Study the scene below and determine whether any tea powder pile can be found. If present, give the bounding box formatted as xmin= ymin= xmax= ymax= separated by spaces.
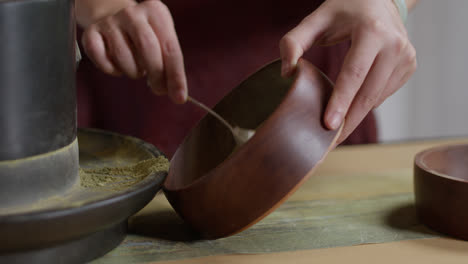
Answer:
xmin=79 ymin=156 xmax=169 ymax=191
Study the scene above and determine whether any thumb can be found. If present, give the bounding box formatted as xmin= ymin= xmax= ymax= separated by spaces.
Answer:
xmin=279 ymin=7 xmax=332 ymax=77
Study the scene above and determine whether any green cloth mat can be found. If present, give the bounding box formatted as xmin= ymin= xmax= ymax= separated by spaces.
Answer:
xmin=92 ymin=168 xmax=438 ymax=263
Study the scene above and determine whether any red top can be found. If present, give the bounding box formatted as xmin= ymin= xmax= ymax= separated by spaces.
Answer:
xmin=77 ymin=0 xmax=377 ymax=158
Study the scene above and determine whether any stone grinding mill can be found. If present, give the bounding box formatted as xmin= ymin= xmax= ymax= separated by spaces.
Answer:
xmin=0 ymin=0 xmax=168 ymax=262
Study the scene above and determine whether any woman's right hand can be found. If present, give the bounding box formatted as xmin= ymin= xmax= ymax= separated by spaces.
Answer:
xmin=80 ymin=0 xmax=187 ymax=104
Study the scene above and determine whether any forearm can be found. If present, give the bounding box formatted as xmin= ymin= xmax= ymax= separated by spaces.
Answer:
xmin=76 ymin=0 xmax=137 ymax=28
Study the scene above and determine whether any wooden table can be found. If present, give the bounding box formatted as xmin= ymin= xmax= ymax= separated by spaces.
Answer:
xmin=93 ymin=137 xmax=468 ymax=264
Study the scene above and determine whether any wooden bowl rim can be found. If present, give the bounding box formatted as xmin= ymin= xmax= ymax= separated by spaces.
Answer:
xmin=165 ymin=59 xmax=343 ymax=192
xmin=414 ymin=143 xmax=468 ymax=183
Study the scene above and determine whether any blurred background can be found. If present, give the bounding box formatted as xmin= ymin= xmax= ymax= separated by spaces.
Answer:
xmin=376 ymin=0 xmax=468 ymax=143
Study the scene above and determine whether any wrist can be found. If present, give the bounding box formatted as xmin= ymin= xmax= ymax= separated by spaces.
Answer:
xmin=76 ymin=0 xmax=137 ymax=28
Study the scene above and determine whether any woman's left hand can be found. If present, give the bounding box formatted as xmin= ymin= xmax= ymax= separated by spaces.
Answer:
xmin=280 ymin=0 xmax=417 ymax=143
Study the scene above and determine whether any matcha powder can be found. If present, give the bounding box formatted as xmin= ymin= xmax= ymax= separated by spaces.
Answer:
xmin=79 ymin=156 xmax=169 ymax=191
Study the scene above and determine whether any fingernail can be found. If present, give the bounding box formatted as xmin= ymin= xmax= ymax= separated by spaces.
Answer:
xmin=174 ymin=89 xmax=187 ymax=104
xmin=327 ymin=111 xmax=343 ymax=130
xmin=179 ymin=89 xmax=188 ymax=103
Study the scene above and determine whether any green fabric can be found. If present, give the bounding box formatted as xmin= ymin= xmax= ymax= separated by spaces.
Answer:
xmin=92 ymin=169 xmax=438 ymax=264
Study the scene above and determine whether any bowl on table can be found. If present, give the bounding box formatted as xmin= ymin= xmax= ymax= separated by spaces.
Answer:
xmin=163 ymin=59 xmax=342 ymax=239
xmin=414 ymin=144 xmax=468 ymax=240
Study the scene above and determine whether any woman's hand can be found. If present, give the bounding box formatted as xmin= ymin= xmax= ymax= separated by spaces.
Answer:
xmin=80 ymin=0 xmax=187 ymax=103
xmin=280 ymin=0 xmax=417 ymax=143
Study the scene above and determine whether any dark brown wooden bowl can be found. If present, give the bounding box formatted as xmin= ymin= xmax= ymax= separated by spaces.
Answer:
xmin=163 ymin=59 xmax=342 ymax=238
xmin=414 ymin=144 xmax=468 ymax=240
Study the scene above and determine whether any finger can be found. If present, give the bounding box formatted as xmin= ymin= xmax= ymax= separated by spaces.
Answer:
xmin=127 ymin=36 xmax=147 ymax=78
xmin=101 ymin=23 xmax=140 ymax=79
xmin=375 ymin=48 xmax=417 ymax=107
xmin=315 ymin=24 xmax=351 ymax=47
xmin=337 ymin=51 xmax=395 ymax=143
xmin=279 ymin=6 xmax=333 ymax=77
xmin=81 ymin=27 xmax=121 ymax=76
xmin=122 ymin=14 xmax=165 ymax=94
xmin=373 ymin=67 xmax=408 ymax=108
xmin=324 ymin=30 xmax=382 ymax=130
xmin=122 ymin=33 xmax=147 ymax=79
xmin=147 ymin=1 xmax=187 ymax=104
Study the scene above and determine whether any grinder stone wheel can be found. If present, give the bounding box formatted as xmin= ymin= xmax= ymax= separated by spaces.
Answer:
xmin=0 ymin=128 xmax=167 ymax=264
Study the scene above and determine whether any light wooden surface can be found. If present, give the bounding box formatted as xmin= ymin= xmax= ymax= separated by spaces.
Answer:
xmin=93 ymin=137 xmax=468 ymax=263
xmin=155 ymin=237 xmax=468 ymax=264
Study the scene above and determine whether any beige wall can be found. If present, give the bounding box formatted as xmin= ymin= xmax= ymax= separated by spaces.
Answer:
xmin=376 ymin=0 xmax=468 ymax=142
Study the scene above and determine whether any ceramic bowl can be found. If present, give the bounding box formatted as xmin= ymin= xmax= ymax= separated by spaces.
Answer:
xmin=414 ymin=144 xmax=468 ymax=240
xmin=164 ymin=59 xmax=342 ymax=238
